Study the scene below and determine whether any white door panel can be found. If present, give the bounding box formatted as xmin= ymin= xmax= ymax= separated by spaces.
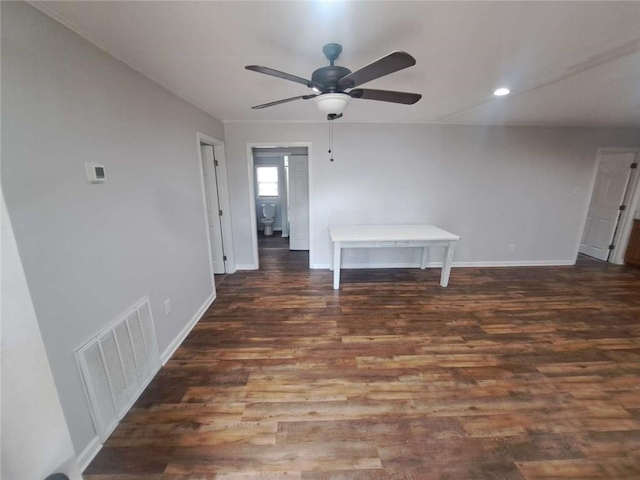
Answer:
xmin=201 ymin=145 xmax=225 ymax=274
xmin=581 ymin=217 xmax=591 ymax=245
xmin=580 ymin=153 xmax=634 ymax=261
xmin=288 ymin=155 xmax=310 ymax=251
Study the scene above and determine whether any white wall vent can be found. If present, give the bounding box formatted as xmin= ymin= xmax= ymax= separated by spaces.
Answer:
xmin=76 ymin=297 xmax=160 ymax=440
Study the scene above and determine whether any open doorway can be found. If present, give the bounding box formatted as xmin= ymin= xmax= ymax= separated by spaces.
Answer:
xmin=579 ymin=149 xmax=640 ymax=264
xmin=248 ymin=144 xmax=311 ymax=270
xmin=197 ymin=133 xmax=235 ymax=290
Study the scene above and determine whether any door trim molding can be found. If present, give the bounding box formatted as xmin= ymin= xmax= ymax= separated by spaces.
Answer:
xmin=611 ymin=150 xmax=640 ymax=264
xmin=197 ymin=133 xmax=236 ymax=281
xmin=246 ymin=142 xmax=313 ymax=269
xmin=575 ymin=147 xmax=640 ymax=264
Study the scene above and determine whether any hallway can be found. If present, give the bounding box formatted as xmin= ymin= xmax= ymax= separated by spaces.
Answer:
xmin=85 ymin=251 xmax=640 ymax=479
xmin=256 ymin=232 xmax=310 ymax=272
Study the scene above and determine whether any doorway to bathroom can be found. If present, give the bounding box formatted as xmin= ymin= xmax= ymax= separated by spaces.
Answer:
xmin=249 ymin=145 xmax=310 ymax=270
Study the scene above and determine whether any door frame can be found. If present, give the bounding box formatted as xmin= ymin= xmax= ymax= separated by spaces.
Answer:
xmin=575 ymin=148 xmax=640 ymax=264
xmin=611 ymin=150 xmax=640 ymax=264
xmin=197 ymin=133 xmax=236 ymax=282
xmin=246 ymin=142 xmax=313 ymax=270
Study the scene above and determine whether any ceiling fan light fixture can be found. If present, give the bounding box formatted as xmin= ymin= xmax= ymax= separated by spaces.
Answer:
xmin=314 ymin=93 xmax=351 ymax=116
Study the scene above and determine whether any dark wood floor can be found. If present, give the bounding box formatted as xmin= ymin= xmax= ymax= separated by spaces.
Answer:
xmin=85 ymin=240 xmax=640 ymax=479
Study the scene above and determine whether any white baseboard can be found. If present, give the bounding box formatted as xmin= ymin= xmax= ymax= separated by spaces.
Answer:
xmin=160 ymin=291 xmax=215 ymax=365
xmin=236 ymin=263 xmax=259 ymax=270
xmin=454 ymin=260 xmax=575 ymax=267
xmin=77 ymin=435 xmax=101 ymax=472
xmin=311 ymin=260 xmax=575 ymax=270
xmin=311 ymin=262 xmax=426 ymax=270
xmin=345 ymin=262 xmax=424 ymax=269
xmin=311 ymin=263 xmax=329 ymax=270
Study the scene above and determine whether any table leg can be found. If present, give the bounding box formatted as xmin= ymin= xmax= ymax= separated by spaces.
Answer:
xmin=329 ymin=239 xmax=333 ymax=272
xmin=420 ymin=246 xmax=430 ymax=269
xmin=440 ymin=242 xmax=456 ymax=287
xmin=333 ymin=241 xmax=341 ymax=290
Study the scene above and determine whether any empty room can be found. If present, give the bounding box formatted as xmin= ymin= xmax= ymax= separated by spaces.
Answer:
xmin=3 ymin=1 xmax=640 ymax=479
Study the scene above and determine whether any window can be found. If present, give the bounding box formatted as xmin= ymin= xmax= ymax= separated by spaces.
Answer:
xmin=257 ymin=166 xmax=279 ymax=197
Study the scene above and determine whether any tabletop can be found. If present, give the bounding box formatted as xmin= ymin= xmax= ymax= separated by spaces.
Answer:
xmin=329 ymin=224 xmax=461 ymax=242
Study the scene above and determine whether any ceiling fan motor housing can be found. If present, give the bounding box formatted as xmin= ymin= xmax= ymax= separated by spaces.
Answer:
xmin=312 ymin=66 xmax=352 ymax=93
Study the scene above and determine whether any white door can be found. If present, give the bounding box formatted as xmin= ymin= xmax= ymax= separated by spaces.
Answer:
xmin=580 ymin=152 xmax=635 ymax=261
xmin=201 ymin=145 xmax=225 ymax=274
xmin=288 ymin=155 xmax=310 ymax=251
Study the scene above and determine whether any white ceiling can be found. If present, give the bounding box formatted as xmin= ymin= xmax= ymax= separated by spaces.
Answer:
xmin=35 ymin=1 xmax=640 ymax=126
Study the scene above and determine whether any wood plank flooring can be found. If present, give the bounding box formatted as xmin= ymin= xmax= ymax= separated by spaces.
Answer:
xmin=85 ymin=236 xmax=640 ymax=479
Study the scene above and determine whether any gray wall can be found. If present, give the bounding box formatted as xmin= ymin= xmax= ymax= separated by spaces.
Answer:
xmin=2 ymin=1 xmax=224 ymax=455
xmin=224 ymin=122 xmax=640 ymax=268
xmin=2 ymin=194 xmax=82 ymax=480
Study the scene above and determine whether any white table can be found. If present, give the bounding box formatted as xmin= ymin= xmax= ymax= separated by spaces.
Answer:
xmin=329 ymin=224 xmax=461 ymax=290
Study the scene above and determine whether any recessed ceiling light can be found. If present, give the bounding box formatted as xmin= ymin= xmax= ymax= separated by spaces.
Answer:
xmin=494 ymin=88 xmax=511 ymax=97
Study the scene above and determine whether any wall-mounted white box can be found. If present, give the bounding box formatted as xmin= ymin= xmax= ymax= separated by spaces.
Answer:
xmin=85 ymin=162 xmax=106 ymax=184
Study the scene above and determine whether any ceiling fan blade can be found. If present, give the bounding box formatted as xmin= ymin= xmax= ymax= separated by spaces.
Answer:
xmin=349 ymin=88 xmax=422 ymax=105
xmin=246 ymin=65 xmax=323 ymax=89
xmin=338 ymin=51 xmax=416 ymax=89
xmin=251 ymin=94 xmax=316 ymax=110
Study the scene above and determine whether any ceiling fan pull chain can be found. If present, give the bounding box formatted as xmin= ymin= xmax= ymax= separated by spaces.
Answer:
xmin=329 ymin=120 xmax=334 ymax=162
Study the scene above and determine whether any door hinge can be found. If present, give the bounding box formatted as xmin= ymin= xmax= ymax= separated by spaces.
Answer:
xmin=214 ymin=160 xmax=219 ymax=167
xmin=608 ymin=244 xmax=615 ymax=250
xmin=223 ymin=255 xmax=227 ymax=261
xmin=620 ymin=205 xmax=627 ymax=211
xmin=219 ymin=209 xmax=223 ymax=216
xmin=631 ymin=163 xmax=638 ymax=169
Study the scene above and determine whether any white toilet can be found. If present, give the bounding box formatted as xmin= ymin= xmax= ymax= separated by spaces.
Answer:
xmin=260 ymin=203 xmax=277 ymax=235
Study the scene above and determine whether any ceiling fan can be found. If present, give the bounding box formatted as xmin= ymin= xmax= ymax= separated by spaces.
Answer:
xmin=246 ymin=43 xmax=422 ymax=120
